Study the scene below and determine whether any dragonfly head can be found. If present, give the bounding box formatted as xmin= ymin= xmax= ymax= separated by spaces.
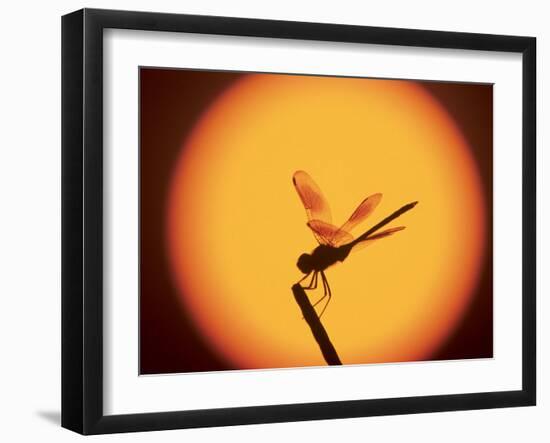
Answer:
xmin=297 ymin=253 xmax=314 ymax=274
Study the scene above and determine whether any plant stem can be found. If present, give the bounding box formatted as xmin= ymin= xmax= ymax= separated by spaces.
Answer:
xmin=291 ymin=283 xmax=342 ymax=366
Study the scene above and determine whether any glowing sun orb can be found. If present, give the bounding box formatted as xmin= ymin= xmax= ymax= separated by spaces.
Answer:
xmin=167 ymin=74 xmax=486 ymax=370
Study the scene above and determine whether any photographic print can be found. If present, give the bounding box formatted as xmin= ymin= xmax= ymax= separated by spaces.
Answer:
xmin=140 ymin=68 xmax=493 ymax=374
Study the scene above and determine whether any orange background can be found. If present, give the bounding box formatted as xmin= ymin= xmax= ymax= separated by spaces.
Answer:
xmin=140 ymin=69 xmax=493 ymax=374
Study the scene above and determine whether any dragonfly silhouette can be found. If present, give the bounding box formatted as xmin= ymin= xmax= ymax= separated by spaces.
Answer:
xmin=293 ymin=170 xmax=418 ymax=318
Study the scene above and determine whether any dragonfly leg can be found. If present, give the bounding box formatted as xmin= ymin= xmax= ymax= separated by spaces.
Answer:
xmin=304 ymin=271 xmax=318 ymax=290
xmin=317 ymin=272 xmax=332 ymax=319
xmin=311 ymin=273 xmax=328 ymax=309
xmin=298 ymin=271 xmax=312 ymax=285
xmin=298 ymin=271 xmax=318 ymax=290
xmin=299 ymin=271 xmax=319 ymax=319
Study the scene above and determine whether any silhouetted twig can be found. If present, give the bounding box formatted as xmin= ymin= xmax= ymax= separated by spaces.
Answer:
xmin=292 ymin=283 xmax=342 ymax=365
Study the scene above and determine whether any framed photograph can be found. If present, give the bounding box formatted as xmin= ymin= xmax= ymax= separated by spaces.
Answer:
xmin=62 ymin=8 xmax=536 ymax=435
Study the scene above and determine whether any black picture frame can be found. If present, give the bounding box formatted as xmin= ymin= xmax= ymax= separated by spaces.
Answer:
xmin=62 ymin=8 xmax=536 ymax=435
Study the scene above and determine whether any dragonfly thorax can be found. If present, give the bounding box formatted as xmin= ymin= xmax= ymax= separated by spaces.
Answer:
xmin=297 ymin=244 xmax=350 ymax=274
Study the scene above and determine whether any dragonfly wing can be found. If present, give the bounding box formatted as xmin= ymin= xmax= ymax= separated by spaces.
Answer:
xmin=340 ymin=193 xmax=382 ymax=234
xmin=331 ymin=229 xmax=355 ymax=247
xmin=351 ymin=226 xmax=405 ymax=252
xmin=308 ymin=220 xmax=353 ymax=247
xmin=293 ymin=171 xmax=332 ymax=224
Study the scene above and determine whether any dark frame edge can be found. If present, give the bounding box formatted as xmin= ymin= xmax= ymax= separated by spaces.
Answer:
xmin=61 ymin=8 xmax=85 ymax=434
xmin=82 ymin=7 xmax=107 ymax=435
xmin=88 ymin=389 xmax=534 ymax=435
xmin=521 ymin=36 xmax=537 ymax=406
